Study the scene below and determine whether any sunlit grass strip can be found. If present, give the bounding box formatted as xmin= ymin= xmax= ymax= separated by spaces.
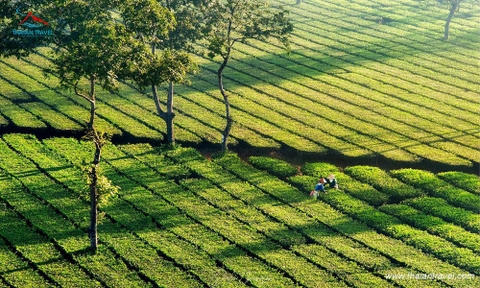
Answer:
xmin=437 ymin=171 xmax=480 ymax=195
xmin=43 ymin=140 xmax=255 ymax=288
xmin=344 ymin=166 xmax=425 ymax=202
xmin=0 ymin=62 xmax=83 ymax=131
xmin=247 ymin=36 xmax=479 ymax=137
xmin=248 ymin=156 xmax=297 ymax=178
xmin=187 ymin=152 xmax=450 ymax=287
xmin=0 ymin=168 xmax=102 ymax=287
xmin=0 ymin=201 xmax=53 ymax=288
xmin=0 ymin=238 xmax=50 ymax=288
xmin=297 ymin=0 xmax=480 ymax=69
xmin=243 ymin=35 xmax=480 ymax=161
xmin=178 ymin=79 xmax=322 ymax=153
xmin=0 ymin=205 xmax=100 ymax=288
xmin=177 ymin=176 xmax=396 ymax=287
xmin=225 ymin=43 xmax=473 ymax=165
xmin=274 ymin=0 xmax=480 ymax=100
xmin=379 ymin=204 xmax=480 ymax=253
xmin=390 ymin=169 xmax=480 ymax=213
xmin=168 ymin=151 xmax=404 ymax=287
xmin=0 ymin=58 xmax=119 ymax=135
xmin=2 ymin=56 xmax=160 ymax=139
xmin=403 ymin=197 xmax=480 ymax=234
xmin=201 ymin=54 xmax=418 ymax=160
xmin=284 ymin=6 xmax=480 ymax=95
xmin=33 ymin=50 xmax=276 ymax=148
xmin=0 ymin=93 xmax=46 ymax=129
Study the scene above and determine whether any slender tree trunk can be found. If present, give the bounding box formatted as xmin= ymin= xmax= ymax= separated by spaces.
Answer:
xmin=218 ymin=55 xmax=231 ymax=152
xmin=166 ymin=82 xmax=176 ymax=144
xmin=88 ymin=131 xmax=102 ymax=251
xmin=152 ymin=83 xmax=164 ymax=117
xmin=150 ymin=44 xmax=176 ymax=144
xmin=444 ymin=2 xmax=459 ymax=40
xmin=88 ymin=75 xmax=96 ymax=130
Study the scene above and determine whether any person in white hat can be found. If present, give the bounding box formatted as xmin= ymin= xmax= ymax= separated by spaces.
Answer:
xmin=325 ymin=174 xmax=339 ymax=189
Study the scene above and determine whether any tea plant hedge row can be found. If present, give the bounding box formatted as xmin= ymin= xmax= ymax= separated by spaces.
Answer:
xmin=344 ymin=166 xmax=424 ymax=202
xmin=389 ymin=169 xmax=480 ymax=213
xmin=0 ymin=136 xmax=208 ymax=288
xmin=142 ymin=148 xmax=445 ymax=287
xmin=437 ymin=171 xmax=480 ymax=195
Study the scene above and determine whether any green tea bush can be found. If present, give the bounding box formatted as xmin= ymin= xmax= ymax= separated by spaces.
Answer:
xmin=344 ymin=166 xmax=424 ymax=202
xmin=437 ymin=171 xmax=480 ymax=195
xmin=300 ymin=162 xmax=339 ymax=177
xmin=248 ymin=156 xmax=298 ymax=178
xmin=391 ymin=169 xmax=480 ymax=212
xmin=404 ymin=197 xmax=480 ymax=233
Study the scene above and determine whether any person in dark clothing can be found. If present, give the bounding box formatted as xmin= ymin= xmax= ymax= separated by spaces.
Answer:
xmin=310 ymin=178 xmax=326 ymax=199
xmin=325 ymin=174 xmax=339 ymax=189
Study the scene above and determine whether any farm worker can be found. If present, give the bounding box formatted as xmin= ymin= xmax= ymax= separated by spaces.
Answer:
xmin=310 ymin=178 xmax=326 ymax=199
xmin=325 ymin=174 xmax=339 ymax=189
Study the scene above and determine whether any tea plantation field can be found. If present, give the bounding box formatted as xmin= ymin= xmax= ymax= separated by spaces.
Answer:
xmin=0 ymin=0 xmax=479 ymax=168
xmin=1 ymin=0 xmax=480 ymax=286
xmin=0 ymin=133 xmax=479 ymax=287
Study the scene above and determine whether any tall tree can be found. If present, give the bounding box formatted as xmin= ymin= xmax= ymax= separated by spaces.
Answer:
xmin=431 ymin=0 xmax=479 ymax=39
xmin=205 ymin=0 xmax=293 ymax=152
xmin=121 ymin=0 xmax=207 ymax=144
xmin=44 ymin=0 xmax=141 ymax=251
xmin=441 ymin=0 xmax=464 ymax=39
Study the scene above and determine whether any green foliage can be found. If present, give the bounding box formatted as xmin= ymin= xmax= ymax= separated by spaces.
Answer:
xmin=119 ymin=0 xmax=198 ymax=87
xmin=205 ymin=0 xmax=293 ymax=59
xmin=404 ymin=196 xmax=480 ymax=233
xmin=390 ymin=168 xmax=480 ymax=212
xmin=248 ymin=156 xmax=297 ymax=178
xmin=3 ymin=135 xmax=480 ymax=287
xmin=288 ymin=175 xmax=317 ymax=192
xmin=301 ymin=162 xmax=340 ymax=178
xmin=437 ymin=171 xmax=480 ymax=195
xmin=379 ymin=204 xmax=480 ymax=253
xmin=300 ymin=162 xmax=389 ymax=206
xmin=344 ymin=166 xmax=425 ymax=202
xmin=85 ymin=173 xmax=120 ymax=207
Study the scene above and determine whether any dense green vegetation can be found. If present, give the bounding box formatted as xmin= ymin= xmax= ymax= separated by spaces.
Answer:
xmin=1 ymin=0 xmax=479 ymax=287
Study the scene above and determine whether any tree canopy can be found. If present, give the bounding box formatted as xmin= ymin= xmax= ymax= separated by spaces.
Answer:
xmin=205 ymin=0 xmax=293 ymax=151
